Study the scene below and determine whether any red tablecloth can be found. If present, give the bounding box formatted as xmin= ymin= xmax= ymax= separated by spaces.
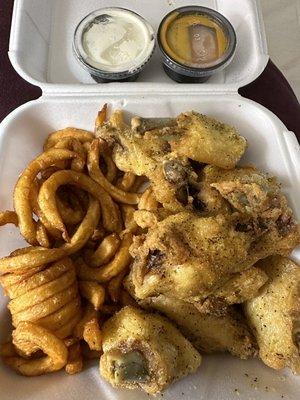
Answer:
xmin=1 ymin=1 xmax=299 ymax=141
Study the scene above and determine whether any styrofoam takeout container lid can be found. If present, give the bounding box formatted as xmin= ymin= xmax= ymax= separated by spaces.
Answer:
xmin=1 ymin=1 xmax=300 ymax=400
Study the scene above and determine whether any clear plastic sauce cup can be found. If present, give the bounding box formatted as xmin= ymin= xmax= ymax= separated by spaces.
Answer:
xmin=158 ymin=6 xmax=237 ymax=83
xmin=73 ymin=7 xmax=155 ymax=83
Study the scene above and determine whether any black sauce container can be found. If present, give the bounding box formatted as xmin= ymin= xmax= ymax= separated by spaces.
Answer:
xmin=157 ymin=6 xmax=237 ymax=83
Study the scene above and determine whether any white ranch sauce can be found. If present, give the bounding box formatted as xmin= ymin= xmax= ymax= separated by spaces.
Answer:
xmin=82 ymin=10 xmax=149 ymax=72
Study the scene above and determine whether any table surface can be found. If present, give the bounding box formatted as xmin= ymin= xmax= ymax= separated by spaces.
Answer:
xmin=0 ymin=0 xmax=299 ymax=141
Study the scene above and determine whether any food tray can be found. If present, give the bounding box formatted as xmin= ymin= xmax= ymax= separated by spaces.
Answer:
xmin=1 ymin=1 xmax=300 ymax=400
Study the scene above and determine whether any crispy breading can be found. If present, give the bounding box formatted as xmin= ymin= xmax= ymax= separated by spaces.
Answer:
xmin=198 ymin=165 xmax=295 ymax=230
xmin=126 ymin=211 xmax=299 ymax=303
xmin=244 ymin=256 xmax=300 ymax=374
xmin=171 ymin=111 xmax=247 ymax=169
xmin=139 ymin=295 xmax=256 ymax=359
xmin=96 ymin=111 xmax=247 ymax=211
xmin=197 ymin=267 xmax=269 ymax=312
xmin=100 ymin=306 xmax=201 ymax=394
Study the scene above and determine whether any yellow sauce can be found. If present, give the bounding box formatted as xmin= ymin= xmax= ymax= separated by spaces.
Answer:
xmin=160 ymin=12 xmax=228 ymax=67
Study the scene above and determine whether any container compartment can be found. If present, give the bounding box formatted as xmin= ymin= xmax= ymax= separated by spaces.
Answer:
xmin=0 ymin=96 xmax=299 ymax=400
xmin=9 ymin=0 xmax=268 ymax=90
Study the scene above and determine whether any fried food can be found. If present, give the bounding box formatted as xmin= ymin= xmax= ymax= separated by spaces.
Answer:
xmin=87 ymin=139 xmax=139 ymax=204
xmin=139 ymin=295 xmax=256 ymax=359
xmin=0 ymin=210 xmax=18 ymax=226
xmin=0 ymin=105 xmax=299 ymax=389
xmin=77 ymin=232 xmax=133 ymax=283
xmin=198 ymin=165 xmax=295 ymax=221
xmin=88 ymin=233 xmax=120 ymax=267
xmin=170 ymin=111 xmax=247 ymax=168
xmin=3 ymin=322 xmax=68 ymax=376
xmin=127 ymin=210 xmax=298 ymax=303
xmin=97 ymin=110 xmax=247 ymax=211
xmin=198 ymin=267 xmax=268 ymax=312
xmin=121 ymin=205 xmax=139 ymax=233
xmin=244 ymin=256 xmax=300 ymax=374
xmin=108 ymin=269 xmax=128 ymax=303
xmin=83 ymin=318 xmax=102 ymax=351
xmin=36 ymin=222 xmax=51 ymax=247
xmin=0 ymin=196 xmax=100 ymax=274
xmin=38 ymin=170 xmax=122 ymax=239
xmin=0 ymin=258 xmax=82 ymax=337
xmin=100 ymin=306 xmax=201 ymax=394
xmin=65 ymin=342 xmax=83 ymax=375
xmin=14 ymin=148 xmax=83 ymax=245
xmin=79 ymin=281 xmax=105 ymax=310
xmin=117 ymin=172 xmax=136 ymax=191
xmin=44 ymin=128 xmax=94 ymax=151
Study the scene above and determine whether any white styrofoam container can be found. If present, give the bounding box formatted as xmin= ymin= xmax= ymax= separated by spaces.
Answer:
xmin=1 ymin=1 xmax=299 ymax=399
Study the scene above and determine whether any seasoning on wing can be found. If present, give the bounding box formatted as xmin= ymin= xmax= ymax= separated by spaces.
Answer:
xmin=126 ymin=210 xmax=299 ymax=303
xmin=244 ymin=256 xmax=300 ymax=374
xmin=139 ymin=295 xmax=257 ymax=359
xmin=99 ymin=306 xmax=201 ymax=394
xmin=96 ymin=110 xmax=247 ymax=211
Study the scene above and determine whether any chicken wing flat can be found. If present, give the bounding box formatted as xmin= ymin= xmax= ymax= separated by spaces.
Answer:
xmin=96 ymin=110 xmax=247 ymax=211
xmin=139 ymin=295 xmax=256 ymax=359
xmin=126 ymin=211 xmax=299 ymax=303
xmin=244 ymin=256 xmax=300 ymax=374
xmin=99 ymin=306 xmax=201 ymax=394
xmin=170 ymin=112 xmax=247 ymax=169
xmin=198 ymin=165 xmax=293 ymax=221
xmin=197 ymin=267 xmax=268 ymax=314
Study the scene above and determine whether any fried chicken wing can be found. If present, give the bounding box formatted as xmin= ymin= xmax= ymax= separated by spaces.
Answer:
xmin=198 ymin=165 xmax=294 ymax=226
xmin=244 ymin=256 xmax=300 ymax=374
xmin=96 ymin=110 xmax=247 ymax=211
xmin=99 ymin=306 xmax=201 ymax=394
xmin=126 ymin=211 xmax=299 ymax=303
xmin=139 ymin=295 xmax=256 ymax=359
xmin=170 ymin=112 xmax=247 ymax=169
xmin=197 ymin=267 xmax=269 ymax=313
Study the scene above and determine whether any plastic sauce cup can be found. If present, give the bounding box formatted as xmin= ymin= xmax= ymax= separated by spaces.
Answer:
xmin=158 ymin=6 xmax=237 ymax=83
xmin=73 ymin=8 xmax=155 ymax=83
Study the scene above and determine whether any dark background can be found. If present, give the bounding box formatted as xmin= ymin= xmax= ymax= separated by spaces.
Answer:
xmin=1 ymin=0 xmax=299 ymax=141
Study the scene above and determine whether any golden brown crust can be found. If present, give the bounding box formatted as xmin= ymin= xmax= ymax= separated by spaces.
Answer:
xmin=138 ymin=295 xmax=257 ymax=359
xmin=244 ymin=256 xmax=300 ymax=374
xmin=100 ymin=306 xmax=201 ymax=394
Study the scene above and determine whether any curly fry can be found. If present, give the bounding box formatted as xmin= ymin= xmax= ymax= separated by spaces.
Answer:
xmin=77 ymin=232 xmax=132 ymax=282
xmin=107 ymin=269 xmax=128 ymax=303
xmin=74 ymin=304 xmax=98 ymax=339
xmin=54 ymin=137 xmax=86 ymax=172
xmin=4 ymin=322 xmax=68 ymax=376
xmin=0 ymin=211 xmax=18 ymax=226
xmin=56 ymin=195 xmax=85 ymax=226
xmin=12 ymin=283 xmax=78 ymax=326
xmin=95 ymin=103 xmax=107 ymax=131
xmin=121 ymin=204 xmax=139 ymax=233
xmin=44 ymin=128 xmax=94 ymax=151
xmin=83 ymin=318 xmax=102 ymax=351
xmin=14 ymin=149 xmax=83 ymax=245
xmin=79 ymin=281 xmax=105 ymax=310
xmin=0 ymin=197 xmax=100 ymax=274
xmin=8 ymin=268 xmax=76 ymax=314
xmin=36 ymin=222 xmax=51 ymax=248
xmin=117 ymin=172 xmax=136 ymax=191
xmin=89 ymin=233 xmax=120 ymax=267
xmin=65 ymin=342 xmax=83 ymax=375
xmin=38 ymin=297 xmax=81 ymax=332
xmin=38 ymin=170 xmax=121 ymax=240
xmin=87 ymin=139 xmax=139 ymax=205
